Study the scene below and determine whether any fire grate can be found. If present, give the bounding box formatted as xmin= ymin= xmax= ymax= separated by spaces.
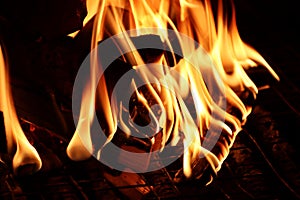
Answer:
xmin=1 ymin=101 xmax=300 ymax=200
xmin=1 ymin=0 xmax=300 ymax=199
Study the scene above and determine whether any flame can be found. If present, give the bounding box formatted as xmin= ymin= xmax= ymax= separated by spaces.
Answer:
xmin=67 ymin=0 xmax=279 ymax=180
xmin=0 ymin=45 xmax=42 ymax=175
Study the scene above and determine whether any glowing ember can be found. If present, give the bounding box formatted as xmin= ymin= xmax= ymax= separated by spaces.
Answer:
xmin=67 ymin=0 xmax=279 ymax=182
xmin=0 ymin=45 xmax=42 ymax=175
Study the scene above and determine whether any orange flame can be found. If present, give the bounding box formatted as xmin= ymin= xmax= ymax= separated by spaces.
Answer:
xmin=67 ymin=0 xmax=279 ymax=179
xmin=0 ymin=45 xmax=42 ymax=175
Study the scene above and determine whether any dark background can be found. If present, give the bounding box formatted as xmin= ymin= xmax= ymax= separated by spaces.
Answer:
xmin=235 ymin=0 xmax=300 ymax=147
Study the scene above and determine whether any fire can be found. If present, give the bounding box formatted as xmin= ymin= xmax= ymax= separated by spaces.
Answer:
xmin=0 ymin=45 xmax=42 ymax=175
xmin=67 ymin=0 xmax=279 ymax=181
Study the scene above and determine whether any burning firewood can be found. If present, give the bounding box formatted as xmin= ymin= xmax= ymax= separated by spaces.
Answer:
xmin=0 ymin=0 xmax=289 ymax=198
xmin=67 ymin=0 xmax=279 ymax=189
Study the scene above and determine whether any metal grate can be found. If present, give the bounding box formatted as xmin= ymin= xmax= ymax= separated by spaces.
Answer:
xmin=1 ymin=1 xmax=300 ymax=199
xmin=1 ymin=101 xmax=300 ymax=200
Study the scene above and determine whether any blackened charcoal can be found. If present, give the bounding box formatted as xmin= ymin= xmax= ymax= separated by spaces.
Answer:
xmin=0 ymin=112 xmax=7 ymax=153
xmin=174 ymin=157 xmax=215 ymax=186
xmin=0 ymin=153 xmax=10 ymax=178
xmin=246 ymin=66 xmax=279 ymax=88
xmin=0 ymin=154 xmax=13 ymax=197
xmin=74 ymin=16 xmax=95 ymax=62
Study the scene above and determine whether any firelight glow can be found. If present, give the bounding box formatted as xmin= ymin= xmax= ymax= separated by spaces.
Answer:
xmin=67 ymin=0 xmax=279 ymax=181
xmin=0 ymin=45 xmax=42 ymax=174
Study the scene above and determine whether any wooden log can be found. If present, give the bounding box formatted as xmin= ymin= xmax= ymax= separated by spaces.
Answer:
xmin=0 ymin=111 xmax=7 ymax=153
xmin=245 ymin=66 xmax=279 ymax=89
xmin=0 ymin=10 xmax=270 ymax=192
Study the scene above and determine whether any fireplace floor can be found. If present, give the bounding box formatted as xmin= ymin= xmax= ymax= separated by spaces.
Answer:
xmin=1 ymin=101 xmax=300 ymax=200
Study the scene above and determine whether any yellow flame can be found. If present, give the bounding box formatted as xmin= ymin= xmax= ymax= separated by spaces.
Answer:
xmin=0 ymin=45 xmax=42 ymax=174
xmin=67 ymin=0 xmax=279 ymax=179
